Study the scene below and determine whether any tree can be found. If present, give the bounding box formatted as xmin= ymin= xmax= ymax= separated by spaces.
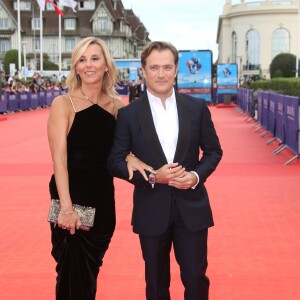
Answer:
xmin=270 ymin=53 xmax=300 ymax=78
xmin=43 ymin=60 xmax=59 ymax=70
xmin=3 ymin=49 xmax=23 ymax=74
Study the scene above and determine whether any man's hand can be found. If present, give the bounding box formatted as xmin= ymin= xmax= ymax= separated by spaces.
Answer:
xmin=168 ymin=171 xmax=198 ymax=190
xmin=155 ymin=163 xmax=185 ymax=184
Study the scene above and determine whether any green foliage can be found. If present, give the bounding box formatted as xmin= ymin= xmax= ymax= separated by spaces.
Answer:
xmin=43 ymin=60 xmax=59 ymax=70
xmin=250 ymin=77 xmax=300 ymax=97
xmin=3 ymin=49 xmax=23 ymax=74
xmin=270 ymin=53 xmax=299 ymax=78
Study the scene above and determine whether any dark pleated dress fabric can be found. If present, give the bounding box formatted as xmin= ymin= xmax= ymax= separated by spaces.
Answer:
xmin=49 ymin=104 xmax=116 ymax=300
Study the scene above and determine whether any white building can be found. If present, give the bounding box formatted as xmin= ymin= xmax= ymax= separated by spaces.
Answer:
xmin=0 ymin=0 xmax=149 ymax=74
xmin=217 ymin=0 xmax=299 ymax=81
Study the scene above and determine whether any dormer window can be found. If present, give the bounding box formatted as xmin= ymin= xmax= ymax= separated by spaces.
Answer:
xmin=78 ymin=1 xmax=95 ymax=10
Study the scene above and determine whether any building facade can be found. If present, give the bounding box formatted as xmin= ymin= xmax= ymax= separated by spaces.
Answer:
xmin=217 ymin=0 xmax=299 ymax=81
xmin=0 ymin=0 xmax=150 ymax=75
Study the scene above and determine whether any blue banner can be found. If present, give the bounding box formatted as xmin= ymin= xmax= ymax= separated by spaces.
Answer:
xmin=114 ymin=59 xmax=141 ymax=69
xmin=261 ymin=92 xmax=269 ymax=129
xmin=275 ymin=94 xmax=285 ymax=143
xmin=267 ymin=93 xmax=277 ymax=135
xmin=7 ymin=93 xmax=19 ymax=111
xmin=176 ymin=50 xmax=212 ymax=101
xmin=0 ymin=93 xmax=8 ymax=113
xmin=284 ymin=96 xmax=300 ymax=154
xmin=217 ymin=64 xmax=238 ymax=94
xmin=19 ymin=92 xmax=30 ymax=111
xmin=257 ymin=91 xmax=263 ymax=125
xmin=29 ymin=92 xmax=39 ymax=110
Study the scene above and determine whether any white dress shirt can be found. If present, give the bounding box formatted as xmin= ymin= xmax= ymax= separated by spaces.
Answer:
xmin=147 ymin=89 xmax=178 ymax=164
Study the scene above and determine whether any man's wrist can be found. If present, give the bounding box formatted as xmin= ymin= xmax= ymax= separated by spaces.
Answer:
xmin=190 ymin=171 xmax=199 ymax=189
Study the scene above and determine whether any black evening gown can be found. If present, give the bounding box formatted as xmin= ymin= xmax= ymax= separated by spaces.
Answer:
xmin=49 ymin=104 xmax=116 ymax=300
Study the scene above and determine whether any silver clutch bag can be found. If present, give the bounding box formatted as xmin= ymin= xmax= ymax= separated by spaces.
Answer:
xmin=48 ymin=199 xmax=96 ymax=230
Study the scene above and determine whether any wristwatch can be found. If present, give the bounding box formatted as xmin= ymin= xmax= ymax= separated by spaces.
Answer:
xmin=148 ymin=173 xmax=156 ymax=188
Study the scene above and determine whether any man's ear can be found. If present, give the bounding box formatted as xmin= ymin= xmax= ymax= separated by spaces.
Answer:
xmin=141 ymin=68 xmax=146 ymax=79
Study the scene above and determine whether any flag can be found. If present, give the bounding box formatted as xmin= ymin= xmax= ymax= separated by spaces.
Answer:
xmin=46 ymin=0 xmax=64 ymax=16
xmin=59 ymin=0 xmax=77 ymax=12
xmin=36 ymin=0 xmax=46 ymax=10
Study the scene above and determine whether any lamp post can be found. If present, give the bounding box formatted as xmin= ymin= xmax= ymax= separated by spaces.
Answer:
xmin=237 ymin=55 xmax=243 ymax=86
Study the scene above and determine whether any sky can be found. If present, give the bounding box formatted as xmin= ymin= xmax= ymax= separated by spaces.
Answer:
xmin=121 ymin=0 xmax=239 ymax=62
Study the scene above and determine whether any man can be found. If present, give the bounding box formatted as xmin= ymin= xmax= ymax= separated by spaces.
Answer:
xmin=108 ymin=41 xmax=222 ymax=300
xmin=140 ymin=78 xmax=147 ymax=96
xmin=129 ymin=79 xmax=136 ymax=103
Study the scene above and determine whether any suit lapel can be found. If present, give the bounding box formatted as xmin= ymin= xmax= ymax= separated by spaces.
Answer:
xmin=137 ymin=95 xmax=168 ymax=166
xmin=173 ymin=93 xmax=191 ymax=163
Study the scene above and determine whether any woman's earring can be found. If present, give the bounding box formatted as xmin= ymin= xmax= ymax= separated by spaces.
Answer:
xmin=76 ymin=72 xmax=81 ymax=82
xmin=106 ymin=70 xmax=110 ymax=78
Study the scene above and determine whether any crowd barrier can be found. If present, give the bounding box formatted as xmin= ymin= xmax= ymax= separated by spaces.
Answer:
xmin=0 ymin=89 xmax=66 ymax=113
xmin=0 ymin=85 xmax=129 ymax=114
xmin=237 ymin=88 xmax=300 ymax=165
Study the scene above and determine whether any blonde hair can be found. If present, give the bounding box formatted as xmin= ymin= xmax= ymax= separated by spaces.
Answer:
xmin=66 ymin=36 xmax=119 ymax=96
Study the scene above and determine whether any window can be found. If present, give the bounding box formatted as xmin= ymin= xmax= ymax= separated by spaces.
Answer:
xmin=232 ymin=31 xmax=237 ymax=63
xmin=78 ymin=1 xmax=95 ymax=10
xmin=0 ymin=39 xmax=11 ymax=52
xmin=14 ymin=1 xmax=31 ymax=11
xmin=0 ymin=18 xmax=9 ymax=30
xmin=66 ymin=38 xmax=75 ymax=52
xmin=246 ymin=29 xmax=260 ymax=68
xmin=32 ymin=18 xmax=40 ymax=30
xmin=46 ymin=2 xmax=54 ymax=11
xmin=97 ymin=18 xmax=108 ymax=31
xmin=272 ymin=28 xmax=290 ymax=59
xmin=33 ymin=38 xmax=40 ymax=51
xmin=66 ymin=60 xmax=72 ymax=70
xmin=64 ymin=19 xmax=76 ymax=30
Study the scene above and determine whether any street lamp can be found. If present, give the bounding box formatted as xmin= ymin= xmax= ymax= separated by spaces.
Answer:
xmin=237 ymin=55 xmax=243 ymax=85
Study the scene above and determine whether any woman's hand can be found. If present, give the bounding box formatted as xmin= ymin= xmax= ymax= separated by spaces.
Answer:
xmin=126 ymin=154 xmax=156 ymax=181
xmin=58 ymin=210 xmax=82 ymax=235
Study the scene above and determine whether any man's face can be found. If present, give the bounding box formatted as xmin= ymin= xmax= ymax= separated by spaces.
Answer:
xmin=142 ymin=49 xmax=177 ymax=100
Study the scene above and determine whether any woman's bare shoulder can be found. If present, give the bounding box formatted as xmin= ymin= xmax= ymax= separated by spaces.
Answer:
xmin=49 ymin=94 xmax=74 ymax=115
xmin=115 ymin=97 xmax=125 ymax=109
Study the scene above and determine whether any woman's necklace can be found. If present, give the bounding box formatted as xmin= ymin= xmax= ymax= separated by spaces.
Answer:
xmin=80 ymin=87 xmax=102 ymax=105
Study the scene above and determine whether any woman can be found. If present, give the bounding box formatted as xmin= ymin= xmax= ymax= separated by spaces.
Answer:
xmin=47 ymin=36 xmax=151 ymax=299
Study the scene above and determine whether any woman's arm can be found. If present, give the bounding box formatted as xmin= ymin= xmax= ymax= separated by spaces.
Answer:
xmin=47 ymin=96 xmax=81 ymax=234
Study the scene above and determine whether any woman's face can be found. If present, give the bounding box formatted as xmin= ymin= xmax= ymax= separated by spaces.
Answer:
xmin=75 ymin=44 xmax=107 ymax=85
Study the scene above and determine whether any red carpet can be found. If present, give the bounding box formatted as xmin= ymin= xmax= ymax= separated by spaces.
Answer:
xmin=0 ymin=101 xmax=299 ymax=299
xmin=0 ymin=115 xmax=7 ymax=121
xmin=215 ymin=103 xmax=236 ymax=108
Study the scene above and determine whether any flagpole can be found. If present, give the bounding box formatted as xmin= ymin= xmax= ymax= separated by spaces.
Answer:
xmin=296 ymin=0 xmax=300 ymax=78
xmin=40 ymin=8 xmax=43 ymax=75
xmin=17 ymin=0 xmax=21 ymax=77
xmin=59 ymin=13 xmax=62 ymax=81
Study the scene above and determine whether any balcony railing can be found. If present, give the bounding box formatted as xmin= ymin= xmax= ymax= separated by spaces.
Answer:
xmin=243 ymin=64 xmax=261 ymax=71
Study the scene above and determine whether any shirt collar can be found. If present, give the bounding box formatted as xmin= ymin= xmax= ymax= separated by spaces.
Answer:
xmin=147 ymin=88 xmax=176 ymax=104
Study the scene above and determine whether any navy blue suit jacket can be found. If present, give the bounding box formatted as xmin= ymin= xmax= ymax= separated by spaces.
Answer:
xmin=108 ymin=92 xmax=223 ymax=236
